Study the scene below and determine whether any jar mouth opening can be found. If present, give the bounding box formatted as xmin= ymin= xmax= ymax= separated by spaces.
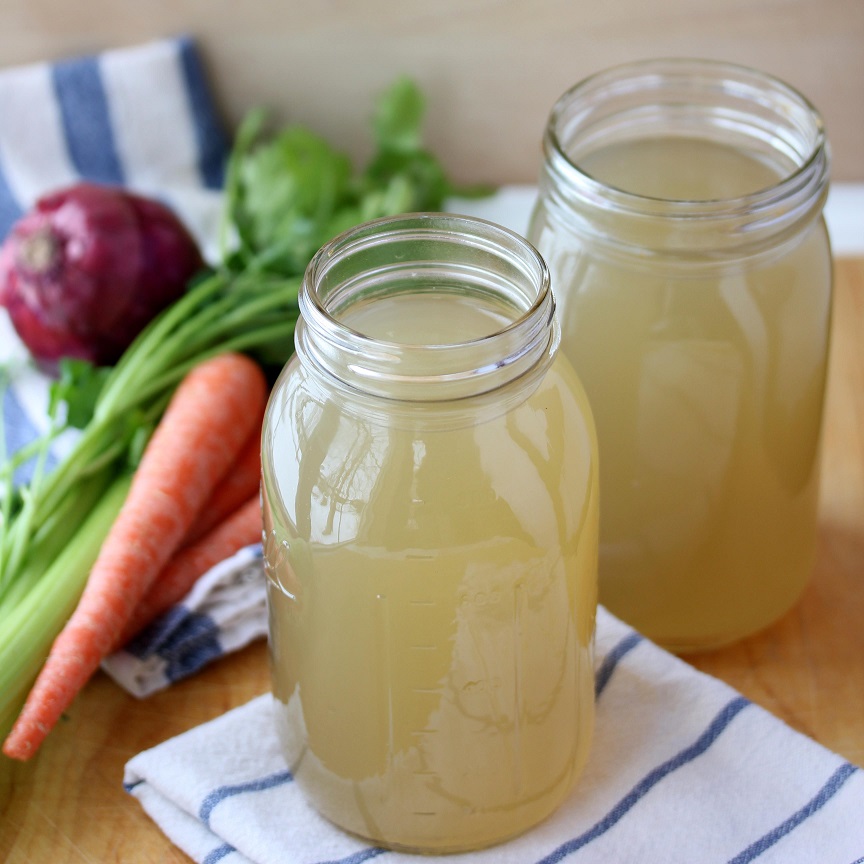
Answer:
xmin=544 ymin=58 xmax=828 ymax=219
xmin=305 ymin=223 xmax=548 ymax=350
xmin=297 ymin=213 xmax=558 ymax=401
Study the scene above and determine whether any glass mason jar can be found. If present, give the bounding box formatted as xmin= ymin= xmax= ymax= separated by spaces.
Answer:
xmin=527 ymin=59 xmax=832 ymax=652
xmin=261 ymin=214 xmax=599 ymax=853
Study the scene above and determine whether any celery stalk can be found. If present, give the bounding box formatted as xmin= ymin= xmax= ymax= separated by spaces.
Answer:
xmin=0 ymin=473 xmax=132 ymax=740
xmin=0 ymin=466 xmax=118 ymax=613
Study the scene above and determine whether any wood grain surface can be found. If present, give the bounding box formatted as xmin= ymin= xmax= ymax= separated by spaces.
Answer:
xmin=1 ymin=258 xmax=862 ymax=863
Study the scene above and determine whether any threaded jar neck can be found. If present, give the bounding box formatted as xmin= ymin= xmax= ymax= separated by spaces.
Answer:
xmin=540 ymin=58 xmax=830 ymax=259
xmin=295 ymin=213 xmax=558 ymax=401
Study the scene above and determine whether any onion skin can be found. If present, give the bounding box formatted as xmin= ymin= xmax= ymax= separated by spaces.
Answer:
xmin=0 ymin=183 xmax=204 ymax=370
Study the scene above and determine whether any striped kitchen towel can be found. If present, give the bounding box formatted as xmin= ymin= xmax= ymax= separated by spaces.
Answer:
xmin=124 ymin=605 xmax=864 ymax=864
xmin=102 ymin=544 xmax=268 ymax=697
xmin=0 ymin=36 xmax=228 ymax=485
xmin=0 ymin=35 xmax=227 ymax=256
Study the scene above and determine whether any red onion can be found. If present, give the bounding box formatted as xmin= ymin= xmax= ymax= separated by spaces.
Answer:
xmin=0 ymin=182 xmax=203 ymax=370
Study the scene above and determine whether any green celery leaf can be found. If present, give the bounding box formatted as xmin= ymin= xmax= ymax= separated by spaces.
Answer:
xmin=236 ymin=126 xmax=353 ymax=274
xmin=222 ymin=77 xmax=496 ymax=279
xmin=49 ymin=359 xmax=112 ymax=430
xmin=372 ymin=77 xmax=426 ymax=153
xmin=364 ymin=79 xmax=494 ymax=209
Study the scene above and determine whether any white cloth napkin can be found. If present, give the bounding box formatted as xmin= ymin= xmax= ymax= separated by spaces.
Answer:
xmin=124 ymin=603 xmax=864 ymax=864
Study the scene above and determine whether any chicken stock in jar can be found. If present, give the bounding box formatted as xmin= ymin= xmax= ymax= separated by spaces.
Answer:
xmin=527 ymin=59 xmax=833 ymax=652
xmin=261 ymin=214 xmax=599 ymax=853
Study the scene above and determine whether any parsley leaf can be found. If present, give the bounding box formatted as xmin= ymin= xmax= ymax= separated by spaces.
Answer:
xmin=49 ymin=359 xmax=111 ymax=430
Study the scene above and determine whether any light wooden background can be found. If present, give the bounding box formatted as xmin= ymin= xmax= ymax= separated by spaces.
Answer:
xmin=1 ymin=0 xmax=862 ymax=185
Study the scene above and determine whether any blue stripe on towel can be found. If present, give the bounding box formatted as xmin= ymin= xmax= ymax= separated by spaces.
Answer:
xmin=177 ymin=37 xmax=228 ymax=189
xmin=124 ymin=605 xmax=192 ymax=657
xmin=595 ymin=631 xmax=643 ymax=698
xmin=51 ymin=56 xmax=125 ymax=185
xmin=535 ymin=695 xmax=751 ymax=864
xmin=3 ymin=386 xmax=39 ymax=460
xmin=726 ymin=762 xmax=859 ymax=864
xmin=0 ymin=160 xmax=23 ymax=240
xmin=203 ymin=842 xmax=236 ymax=864
xmin=199 ymin=769 xmax=294 ymax=828
xmin=162 ymin=613 xmax=223 ymax=682
xmin=124 ymin=607 xmax=223 ymax=682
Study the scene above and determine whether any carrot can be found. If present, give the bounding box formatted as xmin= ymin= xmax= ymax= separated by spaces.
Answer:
xmin=117 ymin=495 xmax=262 ymax=647
xmin=180 ymin=420 xmax=262 ymax=548
xmin=2 ymin=352 xmax=268 ymax=760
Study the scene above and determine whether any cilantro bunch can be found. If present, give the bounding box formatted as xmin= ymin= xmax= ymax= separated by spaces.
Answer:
xmin=226 ymin=76 xmax=478 ymax=279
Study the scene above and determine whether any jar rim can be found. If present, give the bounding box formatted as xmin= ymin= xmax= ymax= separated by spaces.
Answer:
xmin=546 ymin=57 xmax=827 ymax=209
xmin=540 ymin=58 xmax=830 ymax=253
xmin=303 ymin=213 xmax=551 ymax=347
xmin=296 ymin=213 xmax=559 ymax=402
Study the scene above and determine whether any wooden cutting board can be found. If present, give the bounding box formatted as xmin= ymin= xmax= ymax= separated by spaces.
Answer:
xmin=2 ymin=258 xmax=863 ymax=863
